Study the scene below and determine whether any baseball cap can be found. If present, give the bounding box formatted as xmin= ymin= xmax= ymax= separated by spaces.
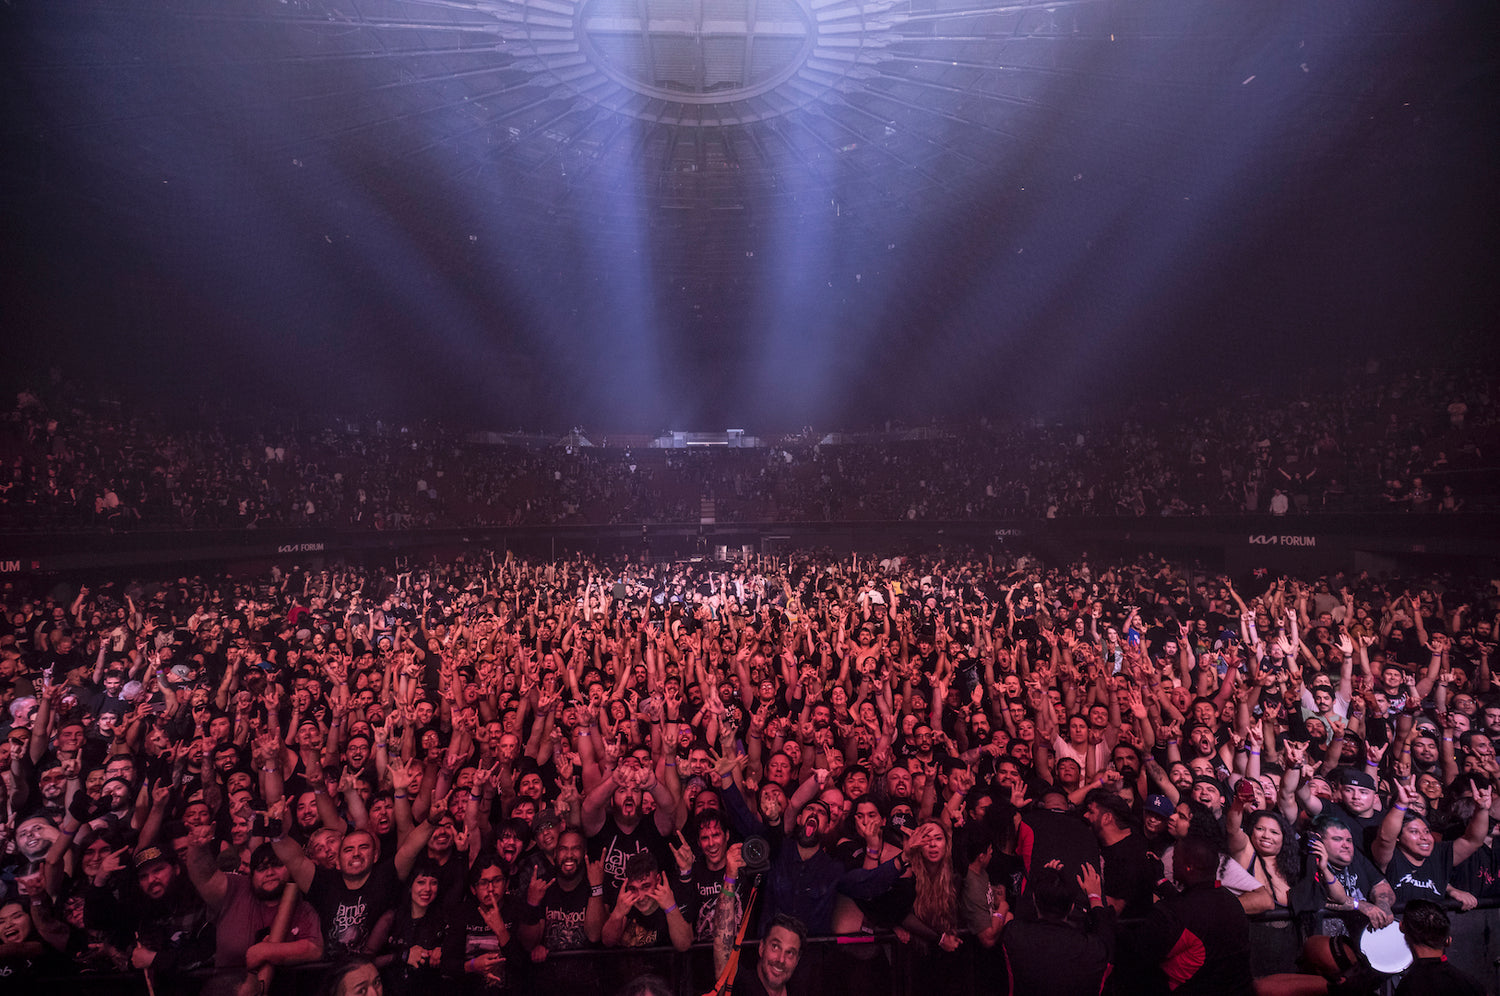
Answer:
xmin=1191 ymin=775 xmax=1225 ymax=797
xmin=1144 ymin=794 xmax=1175 ymax=818
xmin=134 ymin=845 xmax=173 ymax=871
xmin=1341 ymin=770 xmax=1377 ymax=791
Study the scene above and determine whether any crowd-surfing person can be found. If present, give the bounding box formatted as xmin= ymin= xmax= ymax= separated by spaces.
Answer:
xmin=1 ymin=551 xmax=1496 ymax=996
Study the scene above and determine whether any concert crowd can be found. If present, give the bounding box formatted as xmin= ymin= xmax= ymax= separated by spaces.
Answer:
xmin=0 ymin=548 xmax=1495 ymax=996
xmin=2 ymin=359 xmax=1492 ymax=532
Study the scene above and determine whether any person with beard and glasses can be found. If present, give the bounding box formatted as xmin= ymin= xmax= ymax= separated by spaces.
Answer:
xmin=84 ymin=844 xmax=215 ymax=989
xmin=413 ymin=799 xmax=472 ymax=911
xmin=517 ymin=809 xmax=564 ymax=886
xmin=271 ymin=793 xmax=437 ymax=958
xmin=1083 ymin=788 xmax=1160 ymax=917
xmin=183 ymin=841 xmax=323 ymax=984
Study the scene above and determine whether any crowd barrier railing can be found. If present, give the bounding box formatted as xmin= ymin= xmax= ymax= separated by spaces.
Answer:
xmin=25 ymin=899 xmax=1500 ymax=995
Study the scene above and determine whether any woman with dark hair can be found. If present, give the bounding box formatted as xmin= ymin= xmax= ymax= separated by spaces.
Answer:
xmin=831 ymin=795 xmax=909 ymax=934
xmin=1161 ymin=800 xmax=1272 ymax=909
xmin=1374 ymin=776 xmax=1490 ymax=910
xmin=0 ymin=892 xmax=65 ymax=979
xmin=1228 ymin=809 xmax=1302 ymax=912
xmin=377 ymin=861 xmax=457 ymax=996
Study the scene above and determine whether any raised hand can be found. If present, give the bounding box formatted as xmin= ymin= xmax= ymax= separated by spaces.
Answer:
xmin=526 ymin=866 xmax=554 ymax=906
xmin=648 ymin=872 xmax=677 ymax=910
xmin=668 ymin=831 xmax=696 ymax=876
xmin=724 ymin=843 xmax=745 ymax=881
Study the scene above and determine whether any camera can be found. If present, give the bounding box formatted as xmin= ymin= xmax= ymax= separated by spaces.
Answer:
xmin=740 ymin=835 xmax=771 ymax=875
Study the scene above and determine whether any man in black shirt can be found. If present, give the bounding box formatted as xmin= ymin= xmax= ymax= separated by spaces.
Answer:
xmin=1394 ymin=900 xmax=1484 ymax=996
xmin=518 ymin=828 xmax=606 ymax=958
xmin=999 ymin=862 xmax=1116 ymax=996
xmin=272 ymin=795 xmax=435 ymax=955
xmin=1129 ymin=834 xmax=1254 ymax=996
xmin=672 ymin=811 xmax=741 ymax=942
xmin=1016 ymin=794 xmax=1101 ymax=916
xmin=582 ymin=762 xmax=678 ymax=901
xmin=1084 ymin=788 xmax=1159 ymax=917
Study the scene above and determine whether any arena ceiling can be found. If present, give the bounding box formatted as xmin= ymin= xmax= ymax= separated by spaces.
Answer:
xmin=1 ymin=0 xmax=1495 ymax=428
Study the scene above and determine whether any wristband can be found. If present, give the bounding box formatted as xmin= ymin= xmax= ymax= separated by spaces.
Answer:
xmin=1393 ymin=804 xmax=1407 ymax=812
xmin=1087 ymin=894 xmax=1101 ymax=902
xmin=723 ymin=877 xmax=737 ymax=890
xmin=1249 ymin=749 xmax=1261 ymax=756
xmin=665 ymin=904 xmax=679 ymax=916
xmin=664 ymin=760 xmax=676 ymax=767
xmin=395 ymin=792 xmax=409 ymax=799
xmin=591 ymin=884 xmax=604 ymax=898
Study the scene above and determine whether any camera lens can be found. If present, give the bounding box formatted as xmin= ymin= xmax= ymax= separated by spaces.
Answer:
xmin=741 ymin=834 xmax=771 ymax=874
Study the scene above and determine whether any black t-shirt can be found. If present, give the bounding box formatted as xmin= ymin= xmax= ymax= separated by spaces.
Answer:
xmin=1100 ymin=832 xmax=1160 ymax=918
xmin=449 ymin=896 xmax=513 ymax=994
xmin=425 ymin=849 xmax=471 ymax=910
xmin=1327 ymin=850 xmax=1385 ymax=907
xmin=1328 ymin=801 xmax=1384 ymax=853
xmin=1383 ymin=841 xmax=1453 ymax=905
xmin=1394 ymin=957 xmax=1485 ymax=996
xmin=535 ymin=879 xmax=594 ymax=952
xmin=589 ymin=817 xmax=670 ymax=898
xmin=308 ymin=861 xmax=401 ymax=956
xmin=1450 ymin=842 xmax=1500 ymax=898
xmin=678 ymin=861 xmax=737 ymax=943
xmin=614 ymin=903 xmax=672 ymax=948
xmin=1017 ymin=809 xmax=1101 ymax=915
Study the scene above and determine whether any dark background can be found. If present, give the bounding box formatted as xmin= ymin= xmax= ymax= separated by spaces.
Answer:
xmin=2 ymin=0 xmax=1496 ymax=431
